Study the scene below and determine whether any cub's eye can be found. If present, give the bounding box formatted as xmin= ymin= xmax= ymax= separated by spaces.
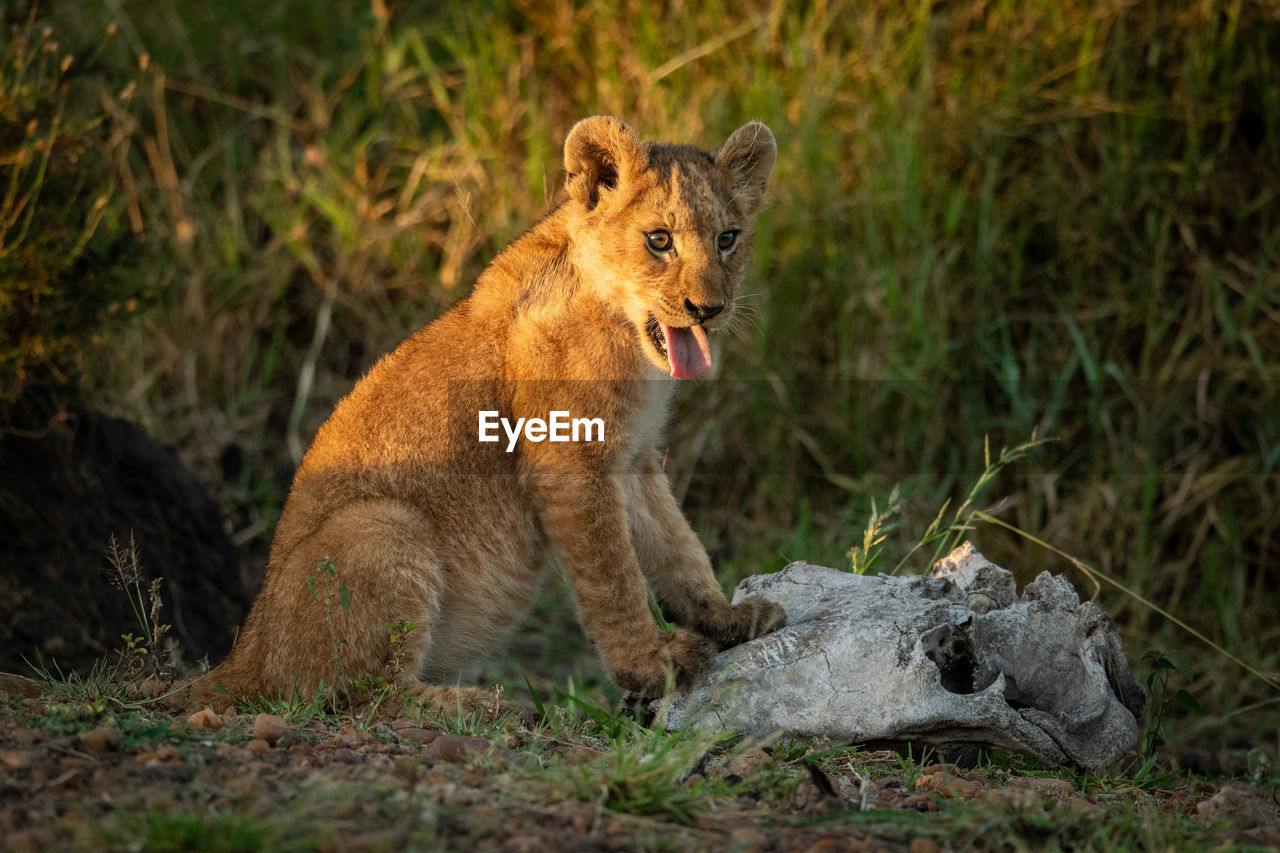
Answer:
xmin=645 ymin=230 xmax=673 ymax=253
xmin=716 ymin=230 xmax=740 ymax=252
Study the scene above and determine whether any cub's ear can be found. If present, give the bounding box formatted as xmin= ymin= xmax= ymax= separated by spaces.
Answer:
xmin=715 ymin=121 xmax=777 ymax=214
xmin=563 ymin=116 xmax=645 ymax=211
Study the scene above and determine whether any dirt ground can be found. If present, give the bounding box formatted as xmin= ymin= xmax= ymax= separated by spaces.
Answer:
xmin=2 ymin=689 xmax=1278 ymax=852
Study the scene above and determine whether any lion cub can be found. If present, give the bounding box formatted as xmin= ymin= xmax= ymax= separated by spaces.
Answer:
xmin=189 ymin=117 xmax=784 ymax=712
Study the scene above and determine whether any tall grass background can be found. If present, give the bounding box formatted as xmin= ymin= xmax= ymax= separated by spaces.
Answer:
xmin=3 ymin=1 xmax=1277 ymax=750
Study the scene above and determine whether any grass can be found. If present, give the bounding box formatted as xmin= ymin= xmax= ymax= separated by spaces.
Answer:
xmin=7 ymin=644 xmax=1276 ymax=851
xmin=3 ymin=0 xmax=1278 ymax=762
xmin=110 ymin=809 xmax=323 ymax=853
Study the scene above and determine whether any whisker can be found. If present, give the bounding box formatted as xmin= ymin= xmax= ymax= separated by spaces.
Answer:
xmin=720 ymin=304 xmax=761 ymax=339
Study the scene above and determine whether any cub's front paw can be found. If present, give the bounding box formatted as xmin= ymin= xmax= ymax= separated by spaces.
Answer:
xmin=702 ymin=597 xmax=787 ymax=650
xmin=609 ymin=628 xmax=717 ymax=697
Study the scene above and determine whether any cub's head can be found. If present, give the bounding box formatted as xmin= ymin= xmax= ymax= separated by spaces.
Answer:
xmin=563 ymin=117 xmax=776 ymax=379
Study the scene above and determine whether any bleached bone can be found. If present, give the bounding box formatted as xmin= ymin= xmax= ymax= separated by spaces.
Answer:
xmin=661 ymin=543 xmax=1146 ymax=770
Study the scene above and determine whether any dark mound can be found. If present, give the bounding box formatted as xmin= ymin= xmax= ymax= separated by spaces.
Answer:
xmin=0 ymin=391 xmax=252 ymax=676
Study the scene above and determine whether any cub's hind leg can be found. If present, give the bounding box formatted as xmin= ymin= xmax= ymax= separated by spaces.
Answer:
xmin=193 ymin=499 xmax=444 ymax=708
xmin=193 ymin=498 xmax=525 ymax=721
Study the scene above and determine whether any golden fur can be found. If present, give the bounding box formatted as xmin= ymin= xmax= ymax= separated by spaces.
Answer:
xmin=188 ymin=117 xmax=783 ymax=713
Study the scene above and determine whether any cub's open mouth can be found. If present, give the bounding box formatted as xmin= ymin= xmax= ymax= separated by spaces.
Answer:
xmin=644 ymin=314 xmax=668 ymax=359
xmin=644 ymin=313 xmax=712 ymax=379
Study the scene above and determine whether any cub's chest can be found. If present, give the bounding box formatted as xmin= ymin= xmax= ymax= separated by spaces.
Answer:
xmin=628 ymin=378 xmax=676 ymax=462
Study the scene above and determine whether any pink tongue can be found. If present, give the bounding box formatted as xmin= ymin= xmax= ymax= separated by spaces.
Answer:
xmin=661 ymin=323 xmax=711 ymax=379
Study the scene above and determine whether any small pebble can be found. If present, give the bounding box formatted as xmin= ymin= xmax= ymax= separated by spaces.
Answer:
xmin=1 ymin=749 xmax=36 ymax=770
xmin=136 ymin=745 xmax=180 ymax=764
xmin=424 ymin=733 xmax=496 ymax=764
xmin=1018 ymin=776 xmax=1074 ymax=798
xmin=397 ymin=727 xmax=440 ymax=744
xmin=77 ymin=727 xmax=123 ymax=756
xmin=186 ymin=709 xmax=223 ymax=732
xmin=727 ymin=747 xmax=770 ymax=778
xmin=729 ymin=826 xmax=768 ymax=847
xmin=330 ymin=726 xmax=366 ymax=748
xmin=253 ymin=713 xmax=287 ymax=745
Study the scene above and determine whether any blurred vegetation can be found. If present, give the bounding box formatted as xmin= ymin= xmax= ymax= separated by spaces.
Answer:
xmin=0 ymin=8 xmax=158 ymax=401
xmin=2 ymin=0 xmax=1277 ymax=749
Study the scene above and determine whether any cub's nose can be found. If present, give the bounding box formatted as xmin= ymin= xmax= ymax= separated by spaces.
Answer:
xmin=683 ymin=298 xmax=725 ymax=322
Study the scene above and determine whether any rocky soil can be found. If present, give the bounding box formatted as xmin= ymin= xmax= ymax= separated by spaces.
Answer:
xmin=2 ymin=692 xmax=1277 ymax=852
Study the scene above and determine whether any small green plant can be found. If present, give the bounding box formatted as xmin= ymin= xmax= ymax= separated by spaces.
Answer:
xmin=344 ymin=618 xmax=423 ymax=718
xmin=893 ymin=743 xmax=935 ymax=791
xmin=105 ymin=531 xmax=174 ymax=683
xmin=563 ymin=688 xmax=637 ymax=742
xmin=524 ymin=676 xmax=610 ymax=739
xmin=384 ymin=619 xmax=419 ymax=676
xmin=110 ymin=807 xmax=323 ymax=853
xmin=845 ymin=436 xmax=1048 ymax=576
xmin=27 ymin=656 xmax=127 ymax=705
xmin=648 ymin=591 xmax=675 ymax=632
xmin=847 ymin=485 xmax=903 ymax=575
xmin=555 ymin=704 xmax=737 ymax=822
xmin=339 ymin=618 xmax=423 ymax=725
xmin=30 ymin=696 xmax=114 ymax=737
xmin=399 ymin=683 xmax=521 ymax=738
xmin=1140 ymin=649 xmax=1199 ymax=757
xmin=891 ymin=435 xmax=1052 ymax=575
xmin=308 ymin=556 xmax=353 ymax=708
xmin=231 ymin=683 xmax=344 ymax=726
